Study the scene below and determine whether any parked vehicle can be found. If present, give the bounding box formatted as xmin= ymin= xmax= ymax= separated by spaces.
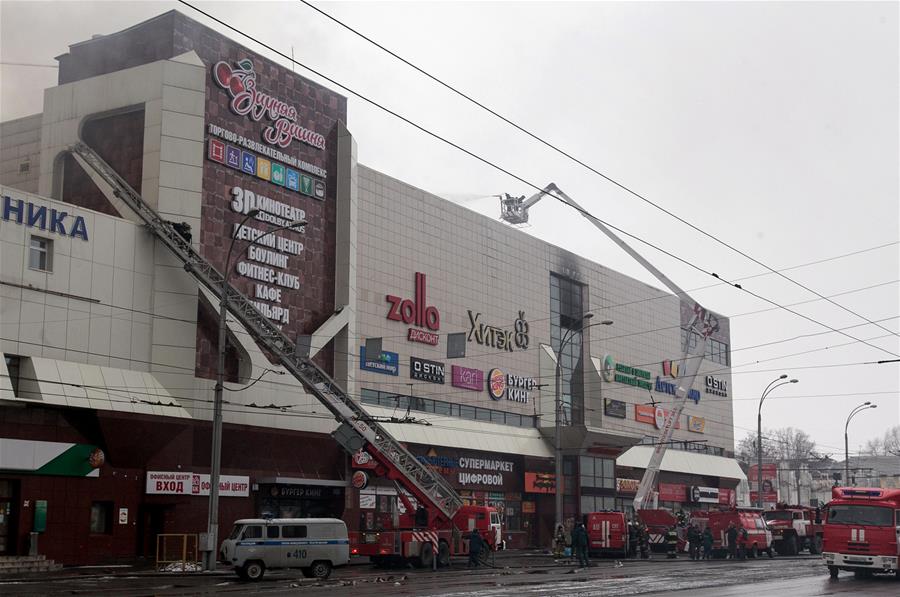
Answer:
xmin=220 ymin=518 xmax=349 ymax=581
xmin=585 ymin=511 xmax=629 ymax=557
xmin=706 ymin=509 xmax=774 ymax=558
xmin=764 ymin=504 xmax=824 ymax=555
xmin=823 ymin=487 xmax=900 ymax=579
xmin=636 ymin=509 xmax=686 ymax=553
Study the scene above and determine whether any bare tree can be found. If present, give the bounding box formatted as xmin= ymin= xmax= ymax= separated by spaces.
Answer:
xmin=883 ymin=425 xmax=900 ymax=456
xmin=736 ymin=430 xmax=779 ymax=462
xmin=771 ymin=427 xmax=822 ymax=503
xmin=863 ymin=437 xmax=884 ymax=455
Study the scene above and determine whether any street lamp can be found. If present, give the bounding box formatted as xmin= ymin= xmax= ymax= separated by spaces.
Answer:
xmin=756 ymin=375 xmax=798 ymax=507
xmin=203 ymin=211 xmax=306 ymax=570
xmin=554 ymin=313 xmax=613 ymax=536
xmin=844 ymin=402 xmax=877 ymax=487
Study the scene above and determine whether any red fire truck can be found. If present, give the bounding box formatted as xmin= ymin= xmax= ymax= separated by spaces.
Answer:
xmin=823 ymin=487 xmax=900 ymax=579
xmin=706 ymin=509 xmax=774 ymax=558
xmin=586 ymin=511 xmax=629 ymax=557
xmin=763 ymin=503 xmax=824 ymax=555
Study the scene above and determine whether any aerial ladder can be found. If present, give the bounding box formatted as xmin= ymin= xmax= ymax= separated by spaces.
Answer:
xmin=500 ymin=184 xmax=721 ymax=511
xmin=66 ymin=142 xmax=468 ymax=550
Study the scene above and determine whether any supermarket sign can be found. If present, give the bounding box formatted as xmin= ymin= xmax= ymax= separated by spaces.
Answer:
xmin=146 ymin=471 xmax=249 ymax=497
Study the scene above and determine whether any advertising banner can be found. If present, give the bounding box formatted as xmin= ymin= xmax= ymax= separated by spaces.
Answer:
xmin=748 ymin=464 xmax=779 ymax=502
xmin=359 ymin=346 xmax=399 ymax=376
xmin=687 ymin=416 xmax=706 ymax=433
xmin=146 ymin=471 xmax=250 ymax=497
xmin=634 ymin=405 xmax=681 ymax=428
xmin=604 ymin=398 xmax=627 ymax=419
xmin=524 ymin=472 xmax=557 ymax=494
xmin=451 ymin=365 xmax=483 ymax=391
xmin=658 ymin=482 xmax=687 ymax=502
xmin=615 ymin=478 xmax=640 ymax=494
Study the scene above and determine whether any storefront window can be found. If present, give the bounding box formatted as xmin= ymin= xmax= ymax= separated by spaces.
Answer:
xmin=580 ymin=456 xmax=614 ymax=489
xmin=360 ymin=388 xmax=536 ymax=428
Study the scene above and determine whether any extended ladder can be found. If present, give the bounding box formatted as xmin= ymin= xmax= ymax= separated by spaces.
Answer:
xmin=68 ymin=142 xmax=463 ymax=522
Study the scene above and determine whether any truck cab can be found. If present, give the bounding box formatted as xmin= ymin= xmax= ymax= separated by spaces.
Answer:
xmin=586 ymin=511 xmax=628 ymax=557
xmin=764 ymin=505 xmax=823 ymax=555
xmin=823 ymin=487 xmax=900 ymax=579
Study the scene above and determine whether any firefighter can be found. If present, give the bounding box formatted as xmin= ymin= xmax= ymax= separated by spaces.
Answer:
xmin=627 ymin=521 xmax=638 ymax=558
xmin=726 ymin=522 xmax=738 ymax=560
xmin=553 ymin=524 xmax=566 ymax=559
xmin=572 ymin=522 xmax=589 ymax=568
xmin=737 ymin=527 xmax=749 ymax=561
xmin=638 ymin=524 xmax=651 ymax=559
xmin=702 ymin=526 xmax=714 ymax=560
xmin=467 ymin=528 xmax=483 ymax=568
xmin=665 ymin=525 xmax=678 ymax=558
xmin=687 ymin=524 xmax=701 ymax=561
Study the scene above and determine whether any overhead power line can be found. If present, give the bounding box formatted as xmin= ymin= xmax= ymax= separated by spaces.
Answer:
xmin=298 ymin=0 xmax=899 ymax=341
xmin=177 ymin=0 xmax=899 ymax=360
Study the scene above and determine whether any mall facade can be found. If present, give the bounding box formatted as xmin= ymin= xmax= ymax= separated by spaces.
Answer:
xmin=0 ymin=11 xmax=744 ymax=564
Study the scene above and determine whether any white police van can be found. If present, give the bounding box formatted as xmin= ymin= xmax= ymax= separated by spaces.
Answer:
xmin=220 ymin=518 xmax=349 ymax=581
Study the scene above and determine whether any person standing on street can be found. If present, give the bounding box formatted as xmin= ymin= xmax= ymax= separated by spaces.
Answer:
xmin=572 ymin=522 xmax=590 ymax=568
xmin=467 ymin=528 xmax=483 ymax=568
xmin=665 ymin=525 xmax=679 ymax=559
xmin=687 ymin=524 xmax=701 ymax=561
xmin=726 ymin=522 xmax=738 ymax=560
xmin=639 ymin=524 xmax=651 ymax=560
xmin=738 ymin=527 xmax=749 ymax=561
xmin=702 ymin=526 xmax=714 ymax=560
xmin=553 ymin=524 xmax=566 ymax=559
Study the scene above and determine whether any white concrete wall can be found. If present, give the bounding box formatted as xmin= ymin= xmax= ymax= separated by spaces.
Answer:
xmin=0 ymin=113 xmax=42 ymax=193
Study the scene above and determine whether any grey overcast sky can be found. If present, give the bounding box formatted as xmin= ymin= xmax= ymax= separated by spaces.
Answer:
xmin=2 ymin=1 xmax=898 ymax=457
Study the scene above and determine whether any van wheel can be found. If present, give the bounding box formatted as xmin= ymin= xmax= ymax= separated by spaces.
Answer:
xmin=242 ymin=560 xmax=265 ymax=581
xmin=419 ymin=543 xmax=435 ymax=569
xmin=828 ymin=565 xmax=839 ymax=579
xmin=309 ymin=561 xmax=332 ymax=580
xmin=437 ymin=541 xmax=451 ymax=567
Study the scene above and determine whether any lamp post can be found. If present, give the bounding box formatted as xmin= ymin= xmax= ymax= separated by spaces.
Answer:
xmin=844 ymin=402 xmax=877 ymax=486
xmin=756 ymin=375 xmax=798 ymax=508
xmin=202 ymin=211 xmax=306 ymax=571
xmin=554 ymin=314 xmax=613 ymax=536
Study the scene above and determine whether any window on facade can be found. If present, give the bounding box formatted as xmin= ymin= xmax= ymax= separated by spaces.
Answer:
xmin=281 ymin=525 xmax=307 ymax=538
xmin=89 ymin=501 xmax=113 ymax=534
xmin=580 ymin=456 xmax=614 ymax=489
xmin=681 ymin=328 xmax=729 ymax=365
xmin=29 ymin=236 xmax=53 ymax=272
xmin=550 ymin=274 xmax=587 ymax=425
xmin=460 ymin=405 xmax=476 ymax=420
xmin=581 ymin=495 xmax=616 ymax=514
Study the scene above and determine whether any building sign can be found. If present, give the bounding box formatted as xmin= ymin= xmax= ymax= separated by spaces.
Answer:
xmin=718 ymin=488 xmax=736 ymax=506
xmin=662 ymin=360 xmax=681 ymax=378
xmin=211 ymin=139 xmax=325 ymax=198
xmin=486 ymin=368 xmax=535 ymax=404
xmin=451 ymin=365 xmax=483 ymax=391
xmin=416 ymin=448 xmax=518 ymax=490
xmin=654 ymin=376 xmax=701 ymax=404
xmin=2 ymin=196 xmax=89 ymax=241
xmin=525 ymin=472 xmax=557 ymax=494
xmin=615 ymin=478 xmax=640 ymax=494
xmin=687 ymin=416 xmax=705 ymax=433
xmin=658 ymin=482 xmax=686 ymax=503
xmin=705 ymin=375 xmax=728 ymax=397
xmin=467 ymin=310 xmax=529 ymax=351
xmin=212 ymin=59 xmax=326 ymax=151
xmin=410 ymin=357 xmax=444 ymax=384
xmin=749 ymin=464 xmax=779 ymax=503
xmin=689 ymin=486 xmax=719 ymax=504
xmin=634 ymin=405 xmax=680 ymax=428
xmin=145 ymin=471 xmax=249 ymax=497
xmin=602 ymin=355 xmax=652 ymax=390
xmin=359 ymin=346 xmax=399 ymax=376
xmin=604 ymin=398 xmax=627 ymax=419
xmin=386 ymin=272 xmax=440 ymax=345
xmin=229 ymin=186 xmax=306 ymax=326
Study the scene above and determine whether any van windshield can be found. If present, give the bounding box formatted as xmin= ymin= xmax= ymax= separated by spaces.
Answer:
xmin=764 ymin=511 xmax=792 ymax=521
xmin=827 ymin=505 xmax=893 ymax=527
xmin=228 ymin=525 xmax=243 ymax=540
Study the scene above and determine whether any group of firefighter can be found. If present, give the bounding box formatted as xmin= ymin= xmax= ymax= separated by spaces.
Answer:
xmin=553 ymin=518 xmax=754 ymax=566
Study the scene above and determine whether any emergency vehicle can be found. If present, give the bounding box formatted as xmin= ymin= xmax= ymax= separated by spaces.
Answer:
xmin=585 ymin=511 xmax=629 ymax=557
xmin=63 ymin=143 xmax=499 ymax=573
xmin=636 ymin=509 xmax=686 ymax=553
xmin=823 ymin=487 xmax=900 ymax=579
xmin=706 ymin=509 xmax=774 ymax=558
xmin=763 ymin=503 xmax=824 ymax=555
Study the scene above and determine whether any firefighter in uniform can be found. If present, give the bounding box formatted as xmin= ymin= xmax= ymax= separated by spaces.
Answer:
xmin=665 ymin=525 xmax=679 ymax=558
xmin=468 ymin=528 xmax=483 ymax=568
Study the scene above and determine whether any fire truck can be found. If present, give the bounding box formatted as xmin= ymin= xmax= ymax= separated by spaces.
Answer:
xmin=823 ymin=487 xmax=900 ymax=579
xmin=586 ymin=511 xmax=629 ymax=557
xmin=68 ymin=143 xmax=500 ymax=571
xmin=763 ymin=503 xmax=824 ymax=555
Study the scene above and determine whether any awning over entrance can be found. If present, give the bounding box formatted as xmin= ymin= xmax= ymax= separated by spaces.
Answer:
xmin=616 ymin=445 xmax=746 ymax=482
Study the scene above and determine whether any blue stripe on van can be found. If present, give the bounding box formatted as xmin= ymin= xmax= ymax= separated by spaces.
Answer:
xmin=236 ymin=539 xmax=350 ymax=546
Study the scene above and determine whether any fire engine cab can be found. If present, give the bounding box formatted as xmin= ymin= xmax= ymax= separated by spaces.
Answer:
xmin=763 ymin=503 xmax=824 ymax=555
xmin=586 ymin=511 xmax=629 ymax=557
xmin=823 ymin=487 xmax=900 ymax=579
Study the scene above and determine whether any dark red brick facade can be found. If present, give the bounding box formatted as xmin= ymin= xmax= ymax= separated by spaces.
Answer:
xmin=0 ymin=405 xmax=344 ymax=564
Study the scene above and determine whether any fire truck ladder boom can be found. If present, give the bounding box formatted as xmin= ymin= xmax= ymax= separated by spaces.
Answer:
xmin=67 ymin=142 xmax=463 ymax=522
xmin=501 ymin=183 xmax=715 ymax=511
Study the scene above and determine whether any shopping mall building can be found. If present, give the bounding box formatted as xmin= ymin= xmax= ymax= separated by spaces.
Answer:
xmin=0 ymin=11 xmax=745 ymax=564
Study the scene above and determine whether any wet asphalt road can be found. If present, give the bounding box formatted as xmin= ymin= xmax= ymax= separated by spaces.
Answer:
xmin=1 ymin=554 xmax=896 ymax=596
